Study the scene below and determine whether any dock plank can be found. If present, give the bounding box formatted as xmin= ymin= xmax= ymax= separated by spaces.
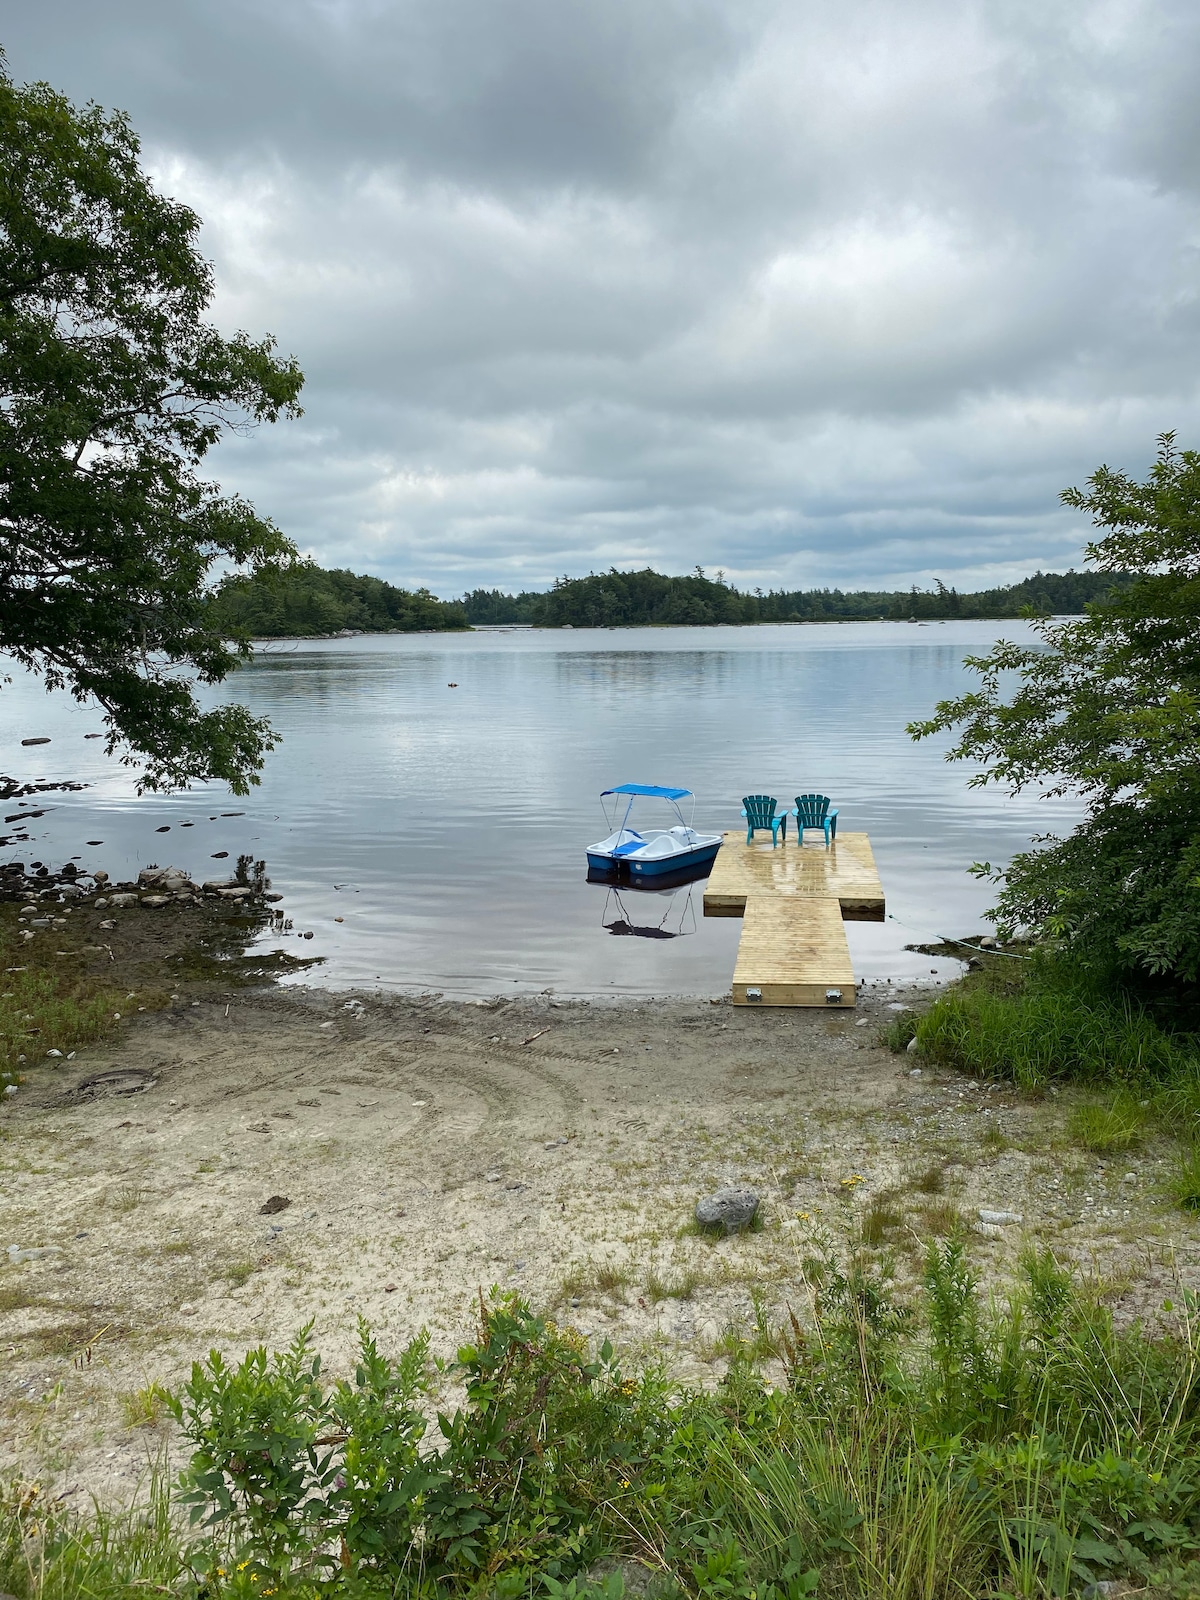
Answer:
xmin=703 ymin=831 xmax=884 ymax=921
xmin=731 ymin=895 xmax=856 ymax=1007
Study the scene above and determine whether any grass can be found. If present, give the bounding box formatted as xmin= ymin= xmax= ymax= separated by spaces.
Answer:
xmin=645 ymin=1265 xmax=703 ymax=1303
xmin=0 ymin=1285 xmax=38 ymax=1313
xmin=1068 ymin=1093 xmax=1147 ymax=1153
xmin=976 ymin=1121 xmax=1010 ymax=1153
xmin=1168 ymin=1143 xmax=1200 ymax=1212
xmin=860 ymin=1189 xmax=904 ymax=1246
xmin=911 ymin=962 xmax=1200 ymax=1091
xmin=119 ymin=1382 xmax=170 ymax=1429
xmin=226 ymin=1260 xmax=257 ymax=1289
xmin=560 ymin=1258 xmax=630 ymax=1303
xmin=907 ymin=1161 xmax=947 ymax=1195
xmin=0 ymin=910 xmax=128 ymax=1086
xmin=914 ymin=1199 xmax=962 ymax=1236
xmin=5 ymin=1250 xmax=1200 ymax=1599
xmin=109 ymin=1183 xmax=144 ymax=1213
xmin=898 ymin=956 xmax=1200 ymax=1211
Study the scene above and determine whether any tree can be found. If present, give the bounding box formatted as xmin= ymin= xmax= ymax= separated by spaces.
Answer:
xmin=910 ymin=434 xmax=1200 ymax=985
xmin=0 ymin=58 xmax=304 ymax=792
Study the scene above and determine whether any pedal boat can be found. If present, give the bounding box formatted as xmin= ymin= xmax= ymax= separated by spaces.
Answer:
xmin=585 ymin=783 xmax=722 ymax=884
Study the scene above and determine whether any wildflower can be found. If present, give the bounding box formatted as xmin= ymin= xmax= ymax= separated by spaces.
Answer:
xmin=237 ymin=1561 xmax=250 ymax=1572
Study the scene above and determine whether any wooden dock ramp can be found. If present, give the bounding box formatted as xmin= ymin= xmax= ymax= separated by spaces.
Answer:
xmin=703 ymin=831 xmax=884 ymax=1008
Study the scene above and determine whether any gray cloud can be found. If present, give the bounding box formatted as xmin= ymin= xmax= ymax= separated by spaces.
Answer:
xmin=5 ymin=0 xmax=1200 ymax=595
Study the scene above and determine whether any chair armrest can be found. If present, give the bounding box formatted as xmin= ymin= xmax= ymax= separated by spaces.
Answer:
xmin=828 ymin=808 xmax=839 ymax=819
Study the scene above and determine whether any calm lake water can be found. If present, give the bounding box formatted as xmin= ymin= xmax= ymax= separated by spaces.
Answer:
xmin=0 ymin=623 xmax=1079 ymax=998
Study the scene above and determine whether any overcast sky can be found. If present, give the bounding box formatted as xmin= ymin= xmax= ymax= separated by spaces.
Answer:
xmin=6 ymin=1 xmax=1200 ymax=596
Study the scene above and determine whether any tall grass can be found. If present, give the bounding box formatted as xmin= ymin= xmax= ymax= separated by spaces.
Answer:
xmin=914 ymin=972 xmax=1199 ymax=1090
xmin=0 ymin=1477 xmax=188 ymax=1600
xmin=5 ymin=1253 xmax=1197 ymax=1599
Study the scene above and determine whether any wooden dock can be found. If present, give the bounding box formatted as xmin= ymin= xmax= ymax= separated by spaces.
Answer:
xmin=703 ymin=831 xmax=884 ymax=1007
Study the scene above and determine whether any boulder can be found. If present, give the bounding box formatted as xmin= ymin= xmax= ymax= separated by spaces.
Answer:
xmin=108 ymin=893 xmax=138 ymax=907
xmin=140 ymin=895 xmax=170 ymax=908
xmin=695 ymin=1186 xmax=759 ymax=1234
xmin=202 ymin=878 xmax=238 ymax=892
xmin=218 ymin=886 xmax=251 ymax=899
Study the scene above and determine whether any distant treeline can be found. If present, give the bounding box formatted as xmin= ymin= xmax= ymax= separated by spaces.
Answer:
xmin=212 ymin=561 xmax=1130 ymax=638
xmin=463 ymin=566 xmax=1129 ymax=627
xmin=212 ymin=564 xmax=468 ymax=637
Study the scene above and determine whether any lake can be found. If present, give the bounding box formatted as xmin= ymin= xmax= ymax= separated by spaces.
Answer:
xmin=0 ymin=622 xmax=1078 ymax=998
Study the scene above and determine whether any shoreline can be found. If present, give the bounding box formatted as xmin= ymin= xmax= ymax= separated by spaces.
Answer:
xmin=2 ymin=935 xmax=1199 ymax=1505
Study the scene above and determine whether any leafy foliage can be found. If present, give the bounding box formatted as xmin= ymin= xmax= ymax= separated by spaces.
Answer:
xmin=910 ymin=433 xmax=1200 ymax=985
xmin=138 ymin=1259 xmax=1200 ymax=1598
xmin=210 ymin=563 xmax=467 ymax=638
xmin=463 ymin=566 xmax=1127 ymax=627
xmin=0 ymin=58 xmax=303 ymax=792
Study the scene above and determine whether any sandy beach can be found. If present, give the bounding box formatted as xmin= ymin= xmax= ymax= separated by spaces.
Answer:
xmin=3 ymin=959 xmax=1199 ymax=1507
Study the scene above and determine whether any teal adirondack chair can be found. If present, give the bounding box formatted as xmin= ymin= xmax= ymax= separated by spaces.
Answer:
xmin=792 ymin=793 xmax=838 ymax=846
xmin=741 ymin=794 xmax=786 ymax=847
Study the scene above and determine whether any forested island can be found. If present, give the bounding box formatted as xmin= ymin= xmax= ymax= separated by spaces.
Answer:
xmin=210 ymin=561 xmax=1128 ymax=638
xmin=211 ymin=564 xmax=469 ymax=637
xmin=463 ymin=564 xmax=1128 ymax=627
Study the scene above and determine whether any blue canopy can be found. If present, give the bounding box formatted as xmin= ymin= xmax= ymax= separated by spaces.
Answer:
xmin=601 ymin=783 xmax=692 ymax=800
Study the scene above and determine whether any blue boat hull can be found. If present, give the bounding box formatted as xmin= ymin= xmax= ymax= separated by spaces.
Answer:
xmin=587 ymin=840 xmax=721 ymax=886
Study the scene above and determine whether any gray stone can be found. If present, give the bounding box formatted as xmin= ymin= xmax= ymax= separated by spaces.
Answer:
xmin=108 ymin=893 xmax=137 ymax=907
xmin=695 ymin=1186 xmax=759 ymax=1233
xmin=906 ymin=1035 xmax=920 ymax=1054
xmin=140 ymin=895 xmax=170 ymax=908
xmin=585 ymin=1557 xmax=664 ymax=1597
xmin=202 ymin=878 xmax=238 ymax=892
xmin=217 ymin=886 xmax=252 ymax=899
xmin=93 ymin=898 xmax=108 ymax=909
xmin=978 ymin=1209 xmax=1022 ymax=1226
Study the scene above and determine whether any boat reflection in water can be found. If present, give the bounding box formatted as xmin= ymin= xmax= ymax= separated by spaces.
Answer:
xmin=587 ymin=855 xmax=712 ymax=940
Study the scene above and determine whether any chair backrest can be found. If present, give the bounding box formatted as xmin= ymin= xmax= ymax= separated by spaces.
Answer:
xmin=742 ymin=794 xmax=777 ymax=826
xmin=794 ymin=794 xmax=831 ymax=827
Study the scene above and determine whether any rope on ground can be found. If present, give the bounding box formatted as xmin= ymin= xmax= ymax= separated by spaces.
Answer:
xmin=885 ymin=912 xmax=1031 ymax=960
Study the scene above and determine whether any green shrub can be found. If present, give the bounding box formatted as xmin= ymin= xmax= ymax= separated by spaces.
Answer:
xmin=6 ymin=1258 xmax=1200 ymax=1599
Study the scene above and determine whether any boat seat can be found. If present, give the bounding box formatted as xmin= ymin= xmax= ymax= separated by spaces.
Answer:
xmin=611 ymin=836 xmax=647 ymax=857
